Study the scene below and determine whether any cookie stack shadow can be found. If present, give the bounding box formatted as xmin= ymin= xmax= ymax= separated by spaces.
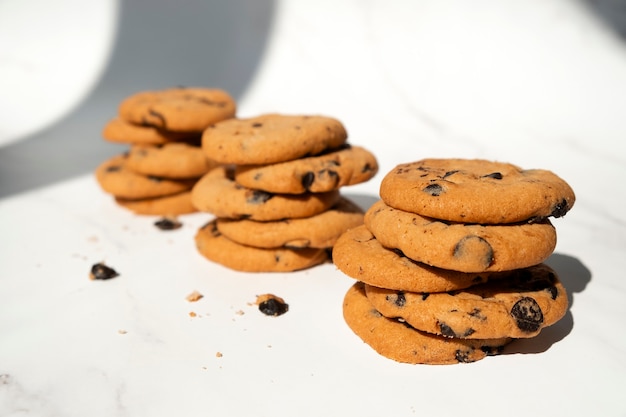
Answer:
xmin=333 ymin=158 xmax=576 ymax=365
xmin=191 ymin=114 xmax=378 ymax=273
xmin=95 ymin=87 xmax=236 ymax=216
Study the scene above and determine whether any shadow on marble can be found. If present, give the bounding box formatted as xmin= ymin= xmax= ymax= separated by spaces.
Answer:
xmin=0 ymin=0 xmax=276 ymax=199
xmin=582 ymin=0 xmax=626 ymax=40
xmin=505 ymin=252 xmax=591 ymax=356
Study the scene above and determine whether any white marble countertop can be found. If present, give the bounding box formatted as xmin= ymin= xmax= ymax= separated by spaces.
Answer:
xmin=1 ymin=1 xmax=625 ymax=416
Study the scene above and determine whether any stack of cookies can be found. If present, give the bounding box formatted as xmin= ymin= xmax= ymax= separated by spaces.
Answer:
xmin=192 ymin=114 xmax=378 ymax=272
xmin=333 ymin=158 xmax=576 ymax=365
xmin=95 ymin=87 xmax=236 ymax=215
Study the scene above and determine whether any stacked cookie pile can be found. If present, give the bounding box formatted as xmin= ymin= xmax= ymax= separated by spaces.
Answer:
xmin=333 ymin=158 xmax=576 ymax=365
xmin=95 ymin=87 xmax=236 ymax=216
xmin=192 ymin=114 xmax=378 ymax=272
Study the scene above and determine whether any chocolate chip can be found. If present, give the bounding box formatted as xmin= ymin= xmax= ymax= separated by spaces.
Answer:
xmin=258 ymin=297 xmax=289 ymax=316
xmin=423 ymin=183 xmax=444 ymax=196
xmin=442 ymin=170 xmax=459 ymax=179
xmin=482 ymin=172 xmax=503 ymax=179
xmin=301 ymin=172 xmax=315 ymax=190
xmin=154 ymin=217 xmax=182 ymax=230
xmin=546 ymin=286 xmax=558 ymax=300
xmin=510 ymin=297 xmax=543 ymax=332
xmin=455 ymin=349 xmax=473 ymax=363
xmin=246 ymin=189 xmax=273 ymax=204
xmin=421 ymin=293 xmax=430 ymax=300
xmin=362 ymin=163 xmax=374 ymax=173
xmin=550 ymin=198 xmax=569 ymax=218
xmin=90 ymin=263 xmax=119 ymax=280
xmin=386 ymin=292 xmax=405 ymax=307
xmin=453 ymin=235 xmax=494 ymax=270
xmin=251 ymin=122 xmax=263 ymax=128
xmin=439 ymin=322 xmax=457 ymax=338
xmin=481 ymin=345 xmax=505 ymax=356
xmin=105 ymin=165 xmax=121 ymax=172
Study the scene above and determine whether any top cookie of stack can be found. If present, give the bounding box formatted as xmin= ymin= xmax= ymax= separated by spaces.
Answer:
xmin=192 ymin=114 xmax=378 ymax=272
xmin=334 ymin=158 xmax=575 ymax=365
xmin=96 ymin=87 xmax=236 ymax=215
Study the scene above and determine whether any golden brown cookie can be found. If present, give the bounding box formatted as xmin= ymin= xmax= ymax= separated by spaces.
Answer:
xmin=126 ymin=142 xmax=217 ymax=179
xmin=102 ymin=117 xmax=199 ymax=145
xmin=332 ymin=225 xmax=507 ymax=293
xmin=95 ymin=154 xmax=196 ymax=199
xmin=379 ymin=158 xmax=575 ymax=224
xmin=114 ymin=191 xmax=197 ymax=216
xmin=215 ymin=197 xmax=364 ymax=249
xmin=191 ymin=165 xmax=341 ymax=221
xmin=342 ymin=282 xmax=512 ymax=364
xmin=364 ymin=264 xmax=568 ymax=339
xmin=364 ymin=200 xmax=556 ymax=273
xmin=233 ymin=145 xmax=378 ymax=194
xmin=194 ymin=220 xmax=328 ymax=272
xmin=118 ymin=87 xmax=236 ymax=132
xmin=201 ymin=114 xmax=348 ymax=165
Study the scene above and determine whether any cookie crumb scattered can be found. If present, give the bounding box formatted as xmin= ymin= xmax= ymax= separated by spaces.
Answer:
xmin=189 ymin=311 xmax=197 ymax=317
xmin=256 ymin=294 xmax=289 ymax=316
xmin=154 ymin=216 xmax=183 ymax=230
xmin=186 ymin=290 xmax=204 ymax=302
xmin=90 ymin=262 xmax=119 ymax=280
xmin=215 ymin=352 xmax=223 ymax=358
xmin=235 ymin=310 xmax=245 ymax=316
xmin=118 ymin=329 xmax=127 ymax=334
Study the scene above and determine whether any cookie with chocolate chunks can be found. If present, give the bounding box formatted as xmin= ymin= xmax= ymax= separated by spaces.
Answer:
xmin=342 ymin=282 xmax=512 ymax=365
xmin=126 ymin=142 xmax=217 ymax=179
xmin=216 ymin=197 xmax=364 ymax=249
xmin=95 ymin=154 xmax=196 ymax=199
xmin=364 ymin=263 xmax=568 ymax=339
xmin=364 ymin=200 xmax=556 ymax=273
xmin=333 ymin=225 xmax=508 ymax=293
xmin=191 ymin=165 xmax=340 ymax=221
xmin=234 ymin=145 xmax=378 ymax=194
xmin=118 ymin=87 xmax=236 ymax=132
xmin=201 ymin=114 xmax=348 ymax=165
xmin=194 ymin=220 xmax=328 ymax=272
xmin=380 ymin=158 xmax=575 ymax=224
xmin=102 ymin=117 xmax=199 ymax=145
xmin=115 ymin=191 xmax=197 ymax=216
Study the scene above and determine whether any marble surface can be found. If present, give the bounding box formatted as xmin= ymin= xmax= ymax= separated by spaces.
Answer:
xmin=1 ymin=1 xmax=626 ymax=416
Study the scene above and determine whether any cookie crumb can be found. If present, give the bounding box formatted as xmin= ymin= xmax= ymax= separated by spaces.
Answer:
xmin=235 ymin=310 xmax=245 ymax=316
xmin=154 ymin=216 xmax=182 ymax=230
xmin=189 ymin=311 xmax=197 ymax=317
xmin=256 ymin=294 xmax=289 ymax=316
xmin=186 ymin=290 xmax=204 ymax=302
xmin=90 ymin=262 xmax=119 ymax=280
xmin=118 ymin=329 xmax=127 ymax=334
xmin=215 ymin=352 xmax=223 ymax=358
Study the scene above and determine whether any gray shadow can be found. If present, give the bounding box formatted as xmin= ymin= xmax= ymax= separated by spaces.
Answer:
xmin=0 ymin=0 xmax=276 ymax=198
xmin=581 ymin=0 xmax=626 ymax=41
xmin=504 ymin=253 xmax=591 ymax=355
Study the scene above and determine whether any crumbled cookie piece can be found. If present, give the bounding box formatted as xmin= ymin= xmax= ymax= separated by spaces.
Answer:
xmin=186 ymin=290 xmax=204 ymax=302
xmin=154 ymin=216 xmax=183 ymax=230
xmin=89 ymin=262 xmax=119 ymax=280
xmin=256 ymin=294 xmax=289 ymax=316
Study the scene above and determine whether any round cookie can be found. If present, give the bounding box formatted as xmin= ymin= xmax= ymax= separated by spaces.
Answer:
xmin=118 ymin=87 xmax=236 ymax=132
xmin=126 ymin=142 xmax=217 ymax=179
xmin=95 ymin=154 xmax=197 ymax=199
xmin=194 ymin=220 xmax=329 ymax=272
xmin=216 ymin=197 xmax=364 ymax=249
xmin=234 ymin=145 xmax=378 ymax=194
xmin=201 ymin=114 xmax=348 ymax=165
xmin=365 ymin=200 xmax=556 ymax=273
xmin=102 ymin=117 xmax=199 ymax=145
xmin=115 ymin=191 xmax=197 ymax=216
xmin=333 ymin=225 xmax=508 ymax=293
xmin=364 ymin=263 xmax=568 ymax=339
xmin=379 ymin=158 xmax=575 ymax=224
xmin=191 ymin=165 xmax=341 ymax=221
xmin=342 ymin=282 xmax=512 ymax=365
